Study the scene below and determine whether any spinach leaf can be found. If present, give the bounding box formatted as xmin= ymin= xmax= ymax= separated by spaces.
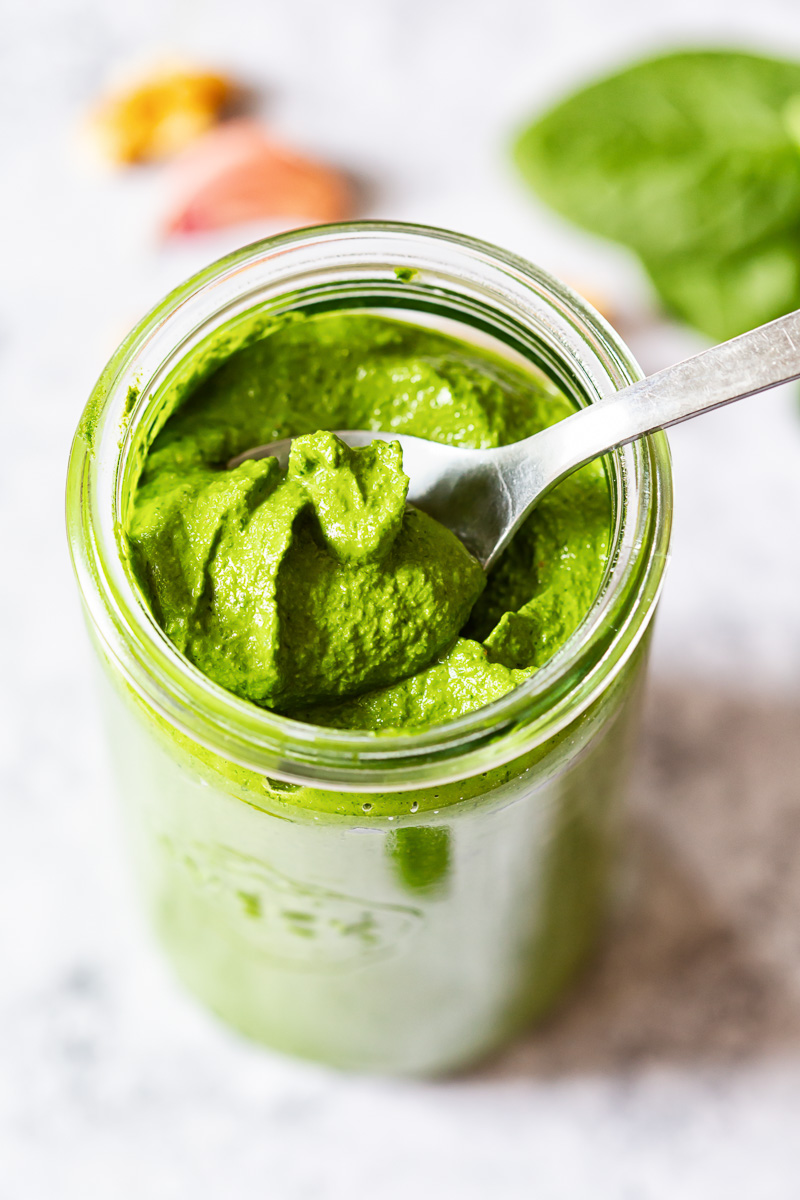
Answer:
xmin=514 ymin=50 xmax=800 ymax=338
xmin=644 ymin=226 xmax=800 ymax=341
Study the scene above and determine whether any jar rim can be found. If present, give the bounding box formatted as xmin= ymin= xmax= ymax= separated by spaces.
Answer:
xmin=66 ymin=220 xmax=672 ymax=791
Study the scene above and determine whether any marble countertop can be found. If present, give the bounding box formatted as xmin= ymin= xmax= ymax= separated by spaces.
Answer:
xmin=3 ymin=0 xmax=800 ymax=1195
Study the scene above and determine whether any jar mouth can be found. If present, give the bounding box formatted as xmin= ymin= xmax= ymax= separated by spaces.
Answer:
xmin=67 ymin=221 xmax=672 ymax=790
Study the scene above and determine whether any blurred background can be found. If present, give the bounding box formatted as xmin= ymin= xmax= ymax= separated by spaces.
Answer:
xmin=3 ymin=0 xmax=800 ymax=1195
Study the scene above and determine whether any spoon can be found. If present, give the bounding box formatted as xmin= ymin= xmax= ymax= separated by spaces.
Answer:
xmin=228 ymin=310 xmax=800 ymax=570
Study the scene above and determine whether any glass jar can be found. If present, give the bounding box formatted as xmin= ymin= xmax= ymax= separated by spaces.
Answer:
xmin=67 ymin=222 xmax=671 ymax=1075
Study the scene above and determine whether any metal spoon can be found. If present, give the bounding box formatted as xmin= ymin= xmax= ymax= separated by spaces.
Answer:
xmin=228 ymin=310 xmax=800 ymax=570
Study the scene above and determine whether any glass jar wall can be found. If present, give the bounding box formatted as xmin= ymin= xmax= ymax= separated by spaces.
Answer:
xmin=67 ymin=222 xmax=671 ymax=1073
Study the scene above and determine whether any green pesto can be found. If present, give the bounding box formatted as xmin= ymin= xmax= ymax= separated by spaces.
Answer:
xmin=127 ymin=313 xmax=611 ymax=731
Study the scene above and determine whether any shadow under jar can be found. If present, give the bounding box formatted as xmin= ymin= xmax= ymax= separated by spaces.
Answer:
xmin=66 ymin=222 xmax=672 ymax=1075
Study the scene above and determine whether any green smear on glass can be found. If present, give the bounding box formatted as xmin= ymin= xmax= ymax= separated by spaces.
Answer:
xmin=387 ymin=827 xmax=451 ymax=895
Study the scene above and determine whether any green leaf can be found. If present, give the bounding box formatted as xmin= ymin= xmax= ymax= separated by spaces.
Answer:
xmin=644 ymin=226 xmax=800 ymax=341
xmin=515 ymin=50 xmax=800 ymax=263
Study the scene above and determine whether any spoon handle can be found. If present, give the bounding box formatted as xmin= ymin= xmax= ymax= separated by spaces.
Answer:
xmin=521 ymin=307 xmax=800 ymax=487
xmin=542 ymin=307 xmax=800 ymax=465
xmin=486 ymin=308 xmax=800 ymax=568
xmin=600 ymin=305 xmax=800 ymax=429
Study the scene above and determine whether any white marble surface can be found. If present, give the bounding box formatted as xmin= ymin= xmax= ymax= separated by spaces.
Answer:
xmin=3 ymin=1 xmax=800 ymax=1195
